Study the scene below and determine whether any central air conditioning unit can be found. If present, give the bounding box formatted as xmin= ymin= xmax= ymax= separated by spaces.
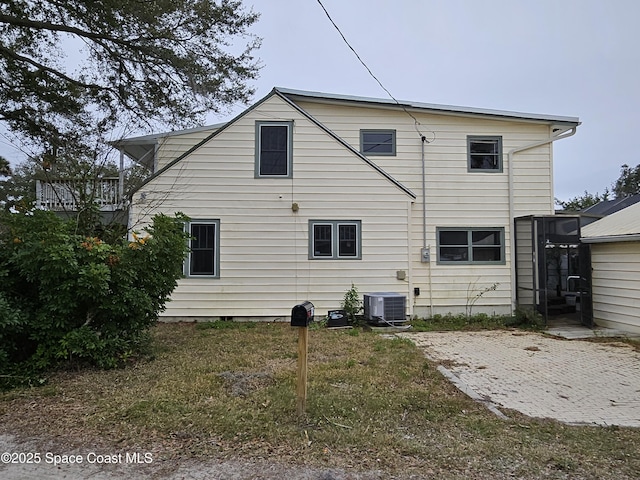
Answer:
xmin=363 ymin=292 xmax=407 ymax=325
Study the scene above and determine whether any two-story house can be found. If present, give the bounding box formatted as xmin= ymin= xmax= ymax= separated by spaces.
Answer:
xmin=117 ymin=87 xmax=580 ymax=321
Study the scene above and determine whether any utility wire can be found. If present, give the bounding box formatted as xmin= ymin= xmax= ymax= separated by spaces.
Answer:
xmin=315 ymin=0 xmax=432 ymax=141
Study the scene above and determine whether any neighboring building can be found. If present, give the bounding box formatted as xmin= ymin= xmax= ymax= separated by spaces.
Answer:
xmin=117 ymin=87 xmax=580 ymax=321
xmin=581 ymin=201 xmax=640 ymax=334
xmin=35 ymin=176 xmax=126 ymax=225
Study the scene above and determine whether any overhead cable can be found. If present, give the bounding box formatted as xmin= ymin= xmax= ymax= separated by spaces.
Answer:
xmin=315 ymin=0 xmax=432 ymax=141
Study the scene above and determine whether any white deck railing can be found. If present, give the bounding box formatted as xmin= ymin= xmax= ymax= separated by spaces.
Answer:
xmin=35 ymin=178 xmax=122 ymax=212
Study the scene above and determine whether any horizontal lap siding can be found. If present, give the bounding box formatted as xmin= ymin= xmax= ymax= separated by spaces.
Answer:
xmin=296 ymin=101 xmax=554 ymax=315
xmin=591 ymin=242 xmax=640 ymax=333
xmin=131 ymin=95 xmax=411 ymax=318
xmin=155 ymin=129 xmax=218 ymax=170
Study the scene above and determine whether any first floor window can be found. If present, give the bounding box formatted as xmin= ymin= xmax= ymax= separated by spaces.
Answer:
xmin=310 ymin=220 xmax=361 ymax=260
xmin=437 ymin=227 xmax=504 ymax=264
xmin=188 ymin=220 xmax=220 ymax=277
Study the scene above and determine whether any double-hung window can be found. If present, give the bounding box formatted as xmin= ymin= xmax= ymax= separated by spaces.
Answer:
xmin=437 ymin=227 xmax=504 ymax=264
xmin=360 ymin=129 xmax=396 ymax=156
xmin=468 ymin=136 xmax=502 ymax=172
xmin=256 ymin=121 xmax=293 ymax=177
xmin=310 ymin=220 xmax=361 ymax=260
xmin=187 ymin=220 xmax=220 ymax=277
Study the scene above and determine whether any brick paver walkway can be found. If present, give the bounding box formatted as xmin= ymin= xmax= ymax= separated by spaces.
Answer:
xmin=399 ymin=330 xmax=640 ymax=427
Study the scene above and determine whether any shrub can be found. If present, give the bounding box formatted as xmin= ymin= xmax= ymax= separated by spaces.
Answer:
xmin=341 ymin=283 xmax=363 ymax=325
xmin=0 ymin=209 xmax=189 ymax=388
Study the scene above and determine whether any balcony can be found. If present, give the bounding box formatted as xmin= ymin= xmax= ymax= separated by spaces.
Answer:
xmin=35 ymin=178 xmax=123 ymax=212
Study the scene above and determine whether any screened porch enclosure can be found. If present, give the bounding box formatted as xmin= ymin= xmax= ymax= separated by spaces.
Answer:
xmin=515 ymin=215 xmax=592 ymax=326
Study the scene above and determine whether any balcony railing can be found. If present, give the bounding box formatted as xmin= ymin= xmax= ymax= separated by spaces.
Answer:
xmin=36 ymin=178 xmax=123 ymax=212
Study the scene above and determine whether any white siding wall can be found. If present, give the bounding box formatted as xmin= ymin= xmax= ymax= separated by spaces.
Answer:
xmin=295 ymin=101 xmax=555 ymax=316
xmin=130 ymin=95 xmax=412 ymax=319
xmin=154 ymin=128 xmax=218 ymax=171
xmin=591 ymin=242 xmax=640 ymax=333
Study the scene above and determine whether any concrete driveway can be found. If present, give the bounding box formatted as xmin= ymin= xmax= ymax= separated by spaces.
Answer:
xmin=399 ymin=330 xmax=640 ymax=427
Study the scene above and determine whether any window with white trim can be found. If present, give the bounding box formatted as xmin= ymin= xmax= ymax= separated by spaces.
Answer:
xmin=256 ymin=121 xmax=293 ymax=177
xmin=360 ymin=129 xmax=396 ymax=156
xmin=437 ymin=227 xmax=504 ymax=264
xmin=468 ymin=136 xmax=502 ymax=172
xmin=187 ymin=220 xmax=220 ymax=277
xmin=309 ymin=220 xmax=361 ymax=259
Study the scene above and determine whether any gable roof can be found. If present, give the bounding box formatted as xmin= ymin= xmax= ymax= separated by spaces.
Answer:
xmin=127 ymin=88 xmax=416 ymax=199
xmin=273 ymin=89 xmax=415 ymax=198
xmin=581 ymin=201 xmax=640 ymax=243
xmin=275 ymin=87 xmax=581 ymax=128
xmin=581 ymin=194 xmax=640 ymax=217
xmin=113 ymin=124 xmax=224 ymax=169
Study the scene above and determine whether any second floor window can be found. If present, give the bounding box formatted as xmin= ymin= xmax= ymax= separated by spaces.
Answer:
xmin=256 ymin=121 xmax=293 ymax=177
xmin=468 ymin=136 xmax=502 ymax=172
xmin=360 ymin=129 xmax=396 ymax=156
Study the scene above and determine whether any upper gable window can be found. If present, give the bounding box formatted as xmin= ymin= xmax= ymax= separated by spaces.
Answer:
xmin=360 ymin=130 xmax=396 ymax=156
xmin=256 ymin=121 xmax=293 ymax=178
xmin=468 ymin=136 xmax=502 ymax=172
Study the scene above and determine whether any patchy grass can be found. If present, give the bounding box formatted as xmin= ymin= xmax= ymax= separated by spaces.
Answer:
xmin=586 ymin=336 xmax=640 ymax=352
xmin=1 ymin=322 xmax=639 ymax=479
xmin=410 ymin=313 xmax=509 ymax=332
xmin=409 ymin=310 xmax=545 ymax=333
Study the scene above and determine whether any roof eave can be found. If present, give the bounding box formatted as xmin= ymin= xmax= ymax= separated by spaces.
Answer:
xmin=275 ymin=87 xmax=580 ymax=127
xmin=581 ymin=234 xmax=640 ymax=244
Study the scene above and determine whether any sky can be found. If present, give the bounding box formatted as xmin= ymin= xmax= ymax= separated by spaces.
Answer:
xmin=2 ymin=0 xmax=639 ymax=202
xmin=209 ymin=0 xmax=639 ymax=202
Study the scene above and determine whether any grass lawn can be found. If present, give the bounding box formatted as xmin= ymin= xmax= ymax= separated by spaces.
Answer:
xmin=1 ymin=321 xmax=639 ymax=479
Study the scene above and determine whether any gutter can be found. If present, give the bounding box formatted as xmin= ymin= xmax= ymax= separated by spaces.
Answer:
xmin=507 ymin=126 xmax=578 ymax=313
xmin=581 ymin=234 xmax=640 ymax=244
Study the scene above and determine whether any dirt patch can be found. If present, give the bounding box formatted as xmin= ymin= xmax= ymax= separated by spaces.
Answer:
xmin=217 ymin=371 xmax=274 ymax=397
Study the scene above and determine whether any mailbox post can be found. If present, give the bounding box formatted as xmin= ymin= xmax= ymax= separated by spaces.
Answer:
xmin=291 ymin=302 xmax=314 ymax=416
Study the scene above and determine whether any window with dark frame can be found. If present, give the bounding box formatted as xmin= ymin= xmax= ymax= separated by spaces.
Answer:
xmin=310 ymin=220 xmax=361 ymax=259
xmin=360 ymin=130 xmax=396 ymax=156
xmin=189 ymin=221 xmax=219 ymax=277
xmin=437 ymin=228 xmax=504 ymax=264
xmin=338 ymin=224 xmax=358 ymax=257
xmin=313 ymin=224 xmax=333 ymax=257
xmin=256 ymin=122 xmax=292 ymax=177
xmin=468 ymin=136 xmax=502 ymax=171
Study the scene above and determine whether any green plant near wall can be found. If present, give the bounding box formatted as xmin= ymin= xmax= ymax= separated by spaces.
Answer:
xmin=341 ymin=283 xmax=363 ymax=324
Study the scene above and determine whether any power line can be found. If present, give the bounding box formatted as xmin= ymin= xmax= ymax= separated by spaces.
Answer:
xmin=315 ymin=0 xmax=431 ymax=140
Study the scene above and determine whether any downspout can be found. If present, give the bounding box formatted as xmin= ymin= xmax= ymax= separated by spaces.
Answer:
xmin=507 ymin=126 xmax=577 ymax=313
xmin=420 ymin=135 xmax=434 ymax=317
xmin=421 ymin=136 xmax=427 ymax=249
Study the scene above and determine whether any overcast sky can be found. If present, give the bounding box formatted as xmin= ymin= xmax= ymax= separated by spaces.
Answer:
xmin=2 ymin=0 xmax=638 ymax=202
xmin=206 ymin=0 xmax=639 ymax=202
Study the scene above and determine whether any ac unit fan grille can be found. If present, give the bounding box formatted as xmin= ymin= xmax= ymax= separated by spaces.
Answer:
xmin=364 ymin=293 xmax=407 ymax=325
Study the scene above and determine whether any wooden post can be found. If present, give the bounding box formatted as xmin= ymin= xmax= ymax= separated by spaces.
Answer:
xmin=296 ymin=326 xmax=309 ymax=416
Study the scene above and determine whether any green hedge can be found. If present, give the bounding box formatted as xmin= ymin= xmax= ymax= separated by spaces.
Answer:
xmin=0 ymin=209 xmax=189 ymax=388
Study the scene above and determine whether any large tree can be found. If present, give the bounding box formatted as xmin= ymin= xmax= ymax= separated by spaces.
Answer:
xmin=555 ymin=189 xmax=611 ymax=212
xmin=613 ymin=163 xmax=640 ymax=198
xmin=0 ymin=156 xmax=10 ymax=176
xmin=0 ymin=0 xmax=260 ymax=152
